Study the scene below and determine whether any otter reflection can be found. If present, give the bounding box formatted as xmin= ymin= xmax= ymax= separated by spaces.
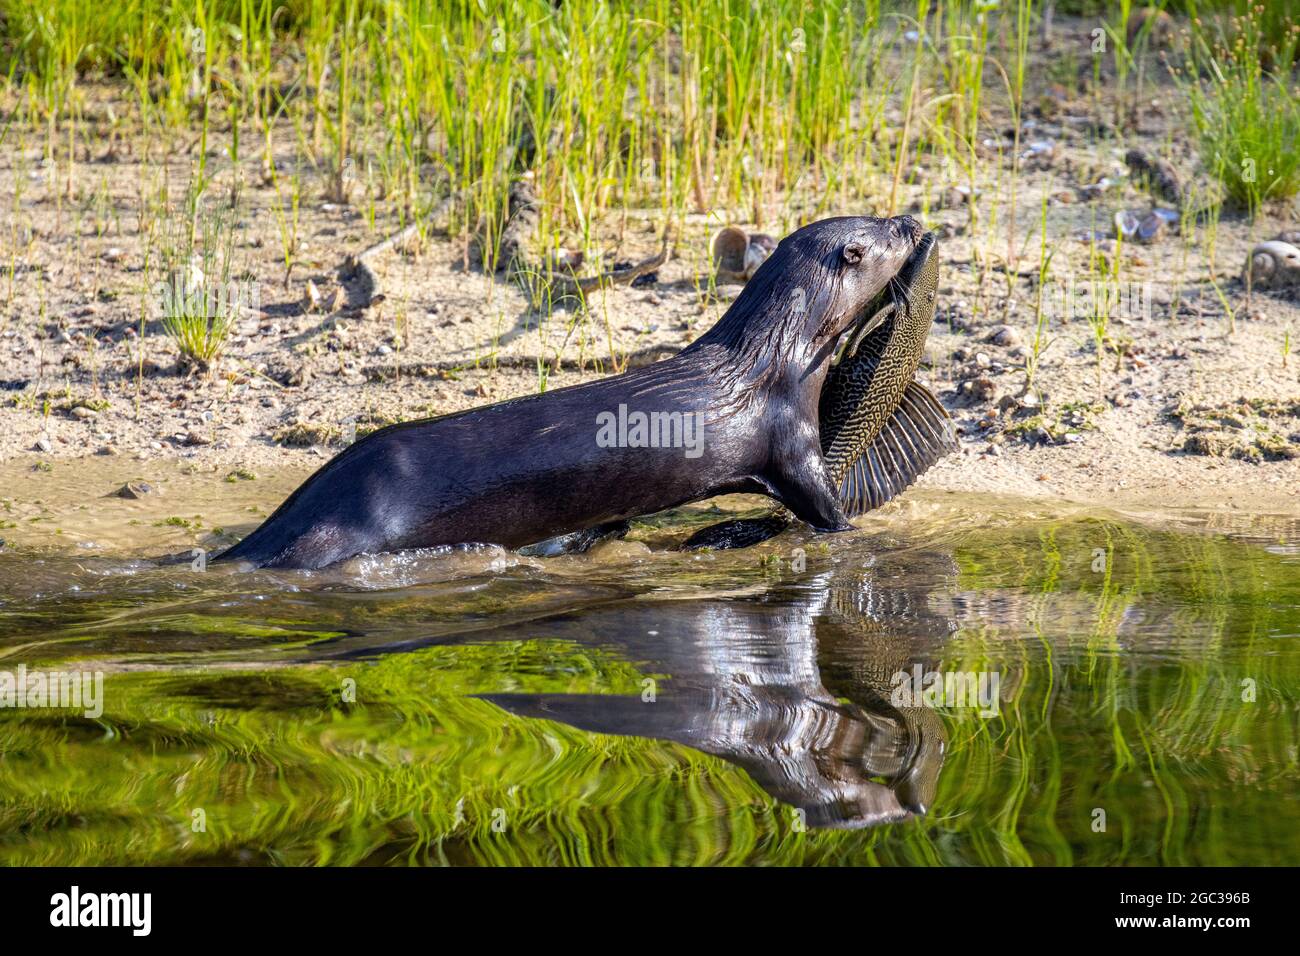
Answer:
xmin=482 ymin=551 xmax=958 ymax=829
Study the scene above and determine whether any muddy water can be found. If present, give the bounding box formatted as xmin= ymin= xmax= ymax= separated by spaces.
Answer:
xmin=0 ymin=460 xmax=1297 ymax=865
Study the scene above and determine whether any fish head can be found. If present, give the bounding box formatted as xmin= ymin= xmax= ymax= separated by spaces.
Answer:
xmin=835 ymin=230 xmax=940 ymax=368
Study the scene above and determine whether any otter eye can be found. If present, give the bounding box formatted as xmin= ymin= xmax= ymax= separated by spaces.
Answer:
xmin=842 ymin=241 xmax=866 ymax=265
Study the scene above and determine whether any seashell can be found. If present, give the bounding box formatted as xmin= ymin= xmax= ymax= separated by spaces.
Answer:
xmin=1135 ymin=212 xmax=1166 ymax=243
xmin=1114 ymin=210 xmax=1141 ymax=239
xmin=1243 ymin=240 xmax=1300 ymax=289
xmin=711 ymin=225 xmax=750 ymax=283
xmin=552 ymin=247 xmax=585 ymax=272
xmin=303 ymin=279 xmax=323 ymax=313
xmin=710 ymin=228 xmax=780 ymax=284
xmin=743 ymin=233 xmax=777 ymax=279
xmin=1020 ymin=140 xmax=1055 ymax=168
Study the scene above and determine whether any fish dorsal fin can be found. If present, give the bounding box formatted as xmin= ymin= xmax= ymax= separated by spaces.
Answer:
xmin=838 ymin=379 xmax=957 ymax=517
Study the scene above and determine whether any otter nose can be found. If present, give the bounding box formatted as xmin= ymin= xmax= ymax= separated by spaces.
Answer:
xmin=889 ymin=215 xmax=923 ymax=243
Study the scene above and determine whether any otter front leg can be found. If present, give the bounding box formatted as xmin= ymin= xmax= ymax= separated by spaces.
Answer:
xmin=765 ymin=450 xmax=853 ymax=534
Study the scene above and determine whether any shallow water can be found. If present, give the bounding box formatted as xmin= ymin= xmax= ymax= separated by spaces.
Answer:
xmin=0 ymin=470 xmax=1297 ymax=865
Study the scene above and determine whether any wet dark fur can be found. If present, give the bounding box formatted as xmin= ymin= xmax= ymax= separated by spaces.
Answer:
xmin=217 ymin=216 xmax=923 ymax=570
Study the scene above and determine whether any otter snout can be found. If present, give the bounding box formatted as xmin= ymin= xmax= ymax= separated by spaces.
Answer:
xmin=888 ymin=215 xmax=924 ymax=246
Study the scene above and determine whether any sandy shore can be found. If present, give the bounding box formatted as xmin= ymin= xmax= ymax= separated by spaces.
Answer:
xmin=2 ymin=18 xmax=1297 ymax=528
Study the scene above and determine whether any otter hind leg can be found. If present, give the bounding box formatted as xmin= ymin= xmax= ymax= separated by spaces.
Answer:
xmin=679 ymin=513 xmax=794 ymax=552
xmin=520 ymin=520 xmax=632 ymax=557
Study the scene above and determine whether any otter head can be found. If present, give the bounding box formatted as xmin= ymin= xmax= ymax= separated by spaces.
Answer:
xmin=692 ymin=216 xmax=925 ymax=386
xmin=794 ymin=215 xmax=926 ymax=349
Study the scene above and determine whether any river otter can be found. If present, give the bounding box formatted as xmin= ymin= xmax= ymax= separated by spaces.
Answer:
xmin=218 ymin=215 xmax=925 ymax=570
xmin=681 ymin=229 xmax=956 ymax=550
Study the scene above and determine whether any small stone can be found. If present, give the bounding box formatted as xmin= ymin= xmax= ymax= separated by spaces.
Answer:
xmin=71 ymin=405 xmax=97 ymax=420
xmin=303 ymin=279 xmax=323 ymax=313
xmin=115 ymin=480 xmax=155 ymax=499
xmin=35 ymin=435 xmax=53 ymax=453
xmin=988 ymin=325 xmax=1022 ymax=348
xmin=962 ymin=376 xmax=997 ymax=403
xmin=974 ymin=351 xmax=991 ymax=368
xmin=103 ymin=246 xmax=126 ymax=263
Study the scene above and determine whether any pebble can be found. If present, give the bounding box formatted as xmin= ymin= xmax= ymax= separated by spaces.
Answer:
xmin=988 ymin=325 xmax=1022 ymax=348
xmin=963 ymin=376 xmax=997 ymax=402
xmin=303 ymin=280 xmax=323 ymax=313
xmin=71 ymin=405 xmax=97 ymax=420
xmin=115 ymin=480 xmax=155 ymax=499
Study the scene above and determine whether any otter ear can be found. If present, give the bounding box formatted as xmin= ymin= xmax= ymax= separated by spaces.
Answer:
xmin=842 ymin=241 xmax=866 ymax=265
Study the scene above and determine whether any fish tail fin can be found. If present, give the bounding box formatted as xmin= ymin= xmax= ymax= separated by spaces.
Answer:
xmin=838 ymin=380 xmax=957 ymax=518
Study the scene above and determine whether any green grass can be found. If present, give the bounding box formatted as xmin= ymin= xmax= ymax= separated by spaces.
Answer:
xmin=1177 ymin=3 xmax=1300 ymax=214
xmin=2 ymin=0 xmax=1289 ymax=269
xmin=151 ymin=176 xmax=246 ymax=369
